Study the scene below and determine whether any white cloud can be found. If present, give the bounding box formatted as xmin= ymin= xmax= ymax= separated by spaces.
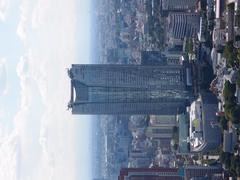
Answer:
xmin=31 ymin=0 xmax=49 ymax=29
xmin=0 ymin=129 xmax=19 ymax=180
xmin=5 ymin=0 xmax=81 ymax=179
xmin=16 ymin=0 xmax=35 ymax=43
xmin=0 ymin=0 xmax=10 ymax=21
xmin=0 ymin=58 xmax=8 ymax=96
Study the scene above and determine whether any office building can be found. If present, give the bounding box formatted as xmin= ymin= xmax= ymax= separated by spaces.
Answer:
xmin=184 ymin=166 xmax=223 ymax=179
xmin=161 ymin=0 xmax=197 ymax=15
xmin=118 ymin=166 xmax=223 ymax=180
xmin=167 ymin=12 xmax=200 ymax=39
xmin=68 ymin=64 xmax=192 ymax=115
xmin=146 ymin=115 xmax=177 ymax=139
xmin=118 ymin=167 xmax=184 ymax=180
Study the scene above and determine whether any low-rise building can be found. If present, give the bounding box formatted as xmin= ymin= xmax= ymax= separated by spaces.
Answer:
xmin=188 ymin=93 xmax=221 ymax=153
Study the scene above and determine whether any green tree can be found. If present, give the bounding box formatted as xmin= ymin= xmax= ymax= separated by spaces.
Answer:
xmin=225 ymin=104 xmax=235 ymax=121
xmin=225 ymin=154 xmax=232 ymax=169
xmin=220 ymin=151 xmax=233 ymax=169
xmin=232 ymin=106 xmax=240 ymax=124
xmin=237 ymin=71 xmax=240 ymax=87
xmin=185 ymin=39 xmax=194 ymax=54
xmin=220 ymin=116 xmax=228 ymax=130
xmin=223 ymin=42 xmax=236 ymax=67
xmin=220 ymin=150 xmax=226 ymax=163
xmin=173 ymin=143 xmax=178 ymax=151
xmin=236 ymin=165 xmax=240 ymax=177
xmin=231 ymin=156 xmax=237 ymax=172
xmin=172 ymin=126 xmax=179 ymax=141
xmin=223 ymin=81 xmax=236 ymax=103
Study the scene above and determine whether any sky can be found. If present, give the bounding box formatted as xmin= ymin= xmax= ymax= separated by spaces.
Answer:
xmin=0 ymin=0 xmax=92 ymax=180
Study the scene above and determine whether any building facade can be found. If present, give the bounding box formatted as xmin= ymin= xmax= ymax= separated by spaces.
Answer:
xmin=184 ymin=166 xmax=223 ymax=179
xmin=189 ymin=93 xmax=221 ymax=153
xmin=167 ymin=12 xmax=200 ymax=39
xmin=146 ymin=115 xmax=177 ymax=139
xmin=118 ymin=166 xmax=223 ymax=180
xmin=161 ymin=0 xmax=197 ymax=14
xmin=68 ymin=64 xmax=191 ymax=115
xmin=118 ymin=168 xmax=183 ymax=180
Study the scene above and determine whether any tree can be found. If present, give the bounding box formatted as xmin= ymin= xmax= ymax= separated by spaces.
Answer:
xmin=236 ymin=49 xmax=240 ymax=67
xmin=231 ymin=156 xmax=237 ymax=172
xmin=220 ymin=150 xmax=226 ymax=163
xmin=232 ymin=106 xmax=240 ymax=124
xmin=225 ymin=104 xmax=235 ymax=121
xmin=223 ymin=81 xmax=236 ymax=104
xmin=236 ymin=165 xmax=240 ymax=177
xmin=185 ymin=39 xmax=194 ymax=54
xmin=173 ymin=143 xmax=178 ymax=151
xmin=237 ymin=71 xmax=240 ymax=87
xmin=223 ymin=81 xmax=236 ymax=98
xmin=172 ymin=126 xmax=178 ymax=133
xmin=220 ymin=151 xmax=232 ymax=169
xmin=225 ymin=154 xmax=232 ymax=169
xmin=220 ymin=116 xmax=228 ymax=130
xmin=172 ymin=126 xmax=179 ymax=141
xmin=223 ymin=42 xmax=236 ymax=67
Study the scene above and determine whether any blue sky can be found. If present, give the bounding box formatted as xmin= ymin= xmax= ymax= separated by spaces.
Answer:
xmin=0 ymin=0 xmax=92 ymax=180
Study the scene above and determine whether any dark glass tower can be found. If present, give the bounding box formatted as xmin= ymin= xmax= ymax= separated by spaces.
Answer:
xmin=68 ymin=64 xmax=191 ymax=115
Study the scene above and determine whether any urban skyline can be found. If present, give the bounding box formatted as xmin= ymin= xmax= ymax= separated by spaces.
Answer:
xmin=1 ymin=0 xmax=240 ymax=180
xmin=88 ymin=0 xmax=240 ymax=179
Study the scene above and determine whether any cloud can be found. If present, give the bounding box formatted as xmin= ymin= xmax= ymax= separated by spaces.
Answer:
xmin=31 ymin=0 xmax=49 ymax=29
xmin=13 ymin=0 xmax=79 ymax=179
xmin=0 ymin=58 xmax=8 ymax=96
xmin=0 ymin=0 xmax=10 ymax=21
xmin=0 ymin=0 xmax=87 ymax=177
xmin=0 ymin=129 xmax=19 ymax=180
xmin=16 ymin=0 xmax=35 ymax=43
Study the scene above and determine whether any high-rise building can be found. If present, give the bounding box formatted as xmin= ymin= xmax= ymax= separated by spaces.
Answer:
xmin=118 ymin=166 xmax=223 ymax=180
xmin=118 ymin=167 xmax=184 ymax=180
xmin=68 ymin=64 xmax=192 ymax=115
xmin=167 ymin=12 xmax=200 ymax=39
xmin=146 ymin=115 xmax=177 ymax=139
xmin=161 ymin=0 xmax=197 ymax=15
xmin=184 ymin=166 xmax=223 ymax=179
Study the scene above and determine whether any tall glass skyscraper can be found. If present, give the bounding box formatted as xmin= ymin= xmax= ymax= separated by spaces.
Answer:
xmin=68 ymin=64 xmax=191 ymax=115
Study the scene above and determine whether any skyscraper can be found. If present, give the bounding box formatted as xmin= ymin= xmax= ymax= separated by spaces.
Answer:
xmin=68 ymin=64 xmax=191 ymax=115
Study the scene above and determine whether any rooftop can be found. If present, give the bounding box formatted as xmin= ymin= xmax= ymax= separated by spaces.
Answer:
xmin=189 ymin=93 xmax=221 ymax=153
